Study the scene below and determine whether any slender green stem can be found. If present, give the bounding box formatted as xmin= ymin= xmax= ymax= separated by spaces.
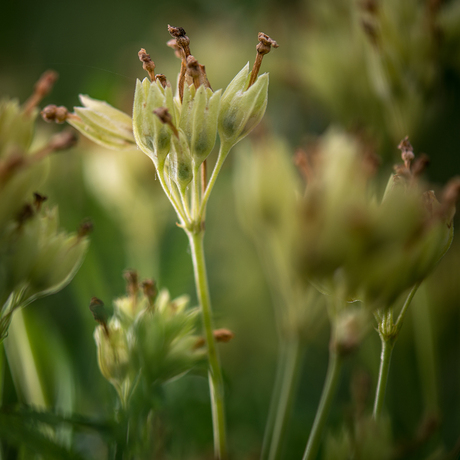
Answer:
xmin=157 ymin=166 xmax=188 ymax=225
xmin=265 ymin=338 xmax=303 ymax=460
xmin=373 ymin=338 xmax=395 ymax=419
xmin=261 ymin=345 xmax=286 ymax=460
xmin=302 ymin=350 xmax=343 ymax=460
xmin=199 ymin=142 xmax=232 ymax=221
xmin=395 ymin=283 xmax=420 ymax=333
xmin=192 ymin=165 xmax=201 ymax=219
xmin=187 ymin=230 xmax=227 ymax=460
xmin=372 ymin=283 xmax=421 ymax=420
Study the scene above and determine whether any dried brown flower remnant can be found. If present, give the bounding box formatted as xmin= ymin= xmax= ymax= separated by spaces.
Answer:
xmin=398 ymin=136 xmax=415 ymax=169
xmin=23 ymin=70 xmax=59 ymax=116
xmin=194 ymin=329 xmax=235 ymax=349
xmin=213 ymin=328 xmax=235 ymax=343
xmin=155 ymin=74 xmax=168 ymax=88
xmin=141 ymin=279 xmax=157 ymax=307
xmin=33 ymin=192 xmax=47 ymax=211
xmin=440 ymin=177 xmax=460 ymax=224
xmin=78 ymin=219 xmax=94 ymax=238
xmin=167 ymin=25 xmax=191 ymax=56
xmin=138 ymin=48 xmax=156 ymax=81
xmin=248 ymin=32 xmax=279 ymax=88
xmin=187 ymin=55 xmax=202 ymax=89
xmin=41 ymin=104 xmax=70 ymax=124
xmin=168 ymin=25 xmax=192 ymax=102
xmin=89 ymin=297 xmax=109 ymax=336
xmin=153 ymin=107 xmax=179 ymax=137
xmin=124 ymin=269 xmax=139 ymax=298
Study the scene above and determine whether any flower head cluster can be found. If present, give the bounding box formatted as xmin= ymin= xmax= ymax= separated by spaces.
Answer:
xmin=42 ymin=26 xmax=278 ymax=229
xmin=298 ymin=131 xmax=459 ymax=308
xmin=90 ymin=271 xmax=206 ymax=406
xmin=0 ymin=73 xmax=89 ymax=341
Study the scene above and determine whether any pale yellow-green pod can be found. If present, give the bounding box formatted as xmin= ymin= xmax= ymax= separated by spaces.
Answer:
xmin=69 ymin=95 xmax=135 ymax=151
xmin=218 ymin=63 xmax=269 ymax=147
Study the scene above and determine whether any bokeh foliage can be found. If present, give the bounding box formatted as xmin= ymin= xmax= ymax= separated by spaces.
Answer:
xmin=1 ymin=0 xmax=460 ymax=459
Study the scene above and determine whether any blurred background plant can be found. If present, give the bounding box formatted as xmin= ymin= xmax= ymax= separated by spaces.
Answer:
xmin=1 ymin=0 xmax=460 ymax=459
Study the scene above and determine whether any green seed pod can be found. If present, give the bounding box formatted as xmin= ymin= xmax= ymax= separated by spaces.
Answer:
xmin=133 ymin=78 xmax=175 ymax=169
xmin=0 ymin=206 xmax=89 ymax=309
xmin=94 ymin=317 xmax=130 ymax=388
xmin=218 ymin=64 xmax=269 ymax=147
xmin=179 ymin=85 xmax=222 ymax=166
xmin=69 ymin=95 xmax=135 ymax=150
xmin=168 ymin=128 xmax=193 ymax=192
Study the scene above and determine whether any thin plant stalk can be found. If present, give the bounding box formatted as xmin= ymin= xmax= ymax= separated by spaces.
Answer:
xmin=264 ymin=338 xmax=303 ymax=460
xmin=302 ymin=350 xmax=343 ymax=460
xmin=187 ymin=230 xmax=227 ymax=460
xmin=372 ymin=338 xmax=395 ymax=419
xmin=199 ymin=142 xmax=232 ymax=221
xmin=373 ymin=283 xmax=420 ymax=419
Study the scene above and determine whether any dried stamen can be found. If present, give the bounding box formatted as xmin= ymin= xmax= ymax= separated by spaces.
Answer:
xmin=123 ymin=269 xmax=139 ymax=298
xmin=89 ymin=297 xmax=109 ymax=336
xmin=398 ymin=136 xmax=415 ymax=170
xmin=186 ymin=55 xmax=202 ymax=89
xmin=248 ymin=32 xmax=279 ymax=89
xmin=138 ymin=48 xmax=156 ymax=81
xmin=41 ymin=104 xmax=70 ymax=124
xmin=78 ymin=219 xmax=94 ymax=238
xmin=213 ymin=329 xmax=235 ymax=343
xmin=168 ymin=25 xmax=192 ymax=102
xmin=33 ymin=192 xmax=48 ymax=211
xmin=141 ymin=279 xmax=157 ymax=307
xmin=153 ymin=107 xmax=179 ymax=137
xmin=23 ymin=70 xmax=59 ymax=116
xmin=155 ymin=74 xmax=168 ymax=88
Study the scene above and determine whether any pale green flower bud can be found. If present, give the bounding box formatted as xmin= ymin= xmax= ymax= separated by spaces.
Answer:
xmin=3 ymin=206 xmax=89 ymax=307
xmin=94 ymin=317 xmax=130 ymax=388
xmin=332 ymin=307 xmax=371 ymax=356
xmin=133 ymin=78 xmax=175 ymax=169
xmin=0 ymin=206 xmax=89 ymax=340
xmin=179 ymin=85 xmax=222 ymax=166
xmin=131 ymin=289 xmax=205 ymax=386
xmin=68 ymin=95 xmax=134 ymax=151
xmin=0 ymin=98 xmax=36 ymax=158
xmin=218 ymin=63 xmax=269 ymax=147
xmin=168 ymin=128 xmax=193 ymax=192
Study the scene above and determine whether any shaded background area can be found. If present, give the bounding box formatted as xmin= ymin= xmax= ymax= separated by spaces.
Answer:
xmin=1 ymin=0 xmax=460 ymax=458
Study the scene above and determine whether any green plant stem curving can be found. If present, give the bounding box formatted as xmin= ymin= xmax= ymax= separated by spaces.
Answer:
xmin=302 ymin=350 xmax=343 ymax=460
xmin=265 ymin=338 xmax=303 ymax=460
xmin=373 ymin=338 xmax=395 ymax=419
xmin=188 ymin=230 xmax=227 ymax=460
xmin=373 ymin=283 xmax=420 ymax=419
